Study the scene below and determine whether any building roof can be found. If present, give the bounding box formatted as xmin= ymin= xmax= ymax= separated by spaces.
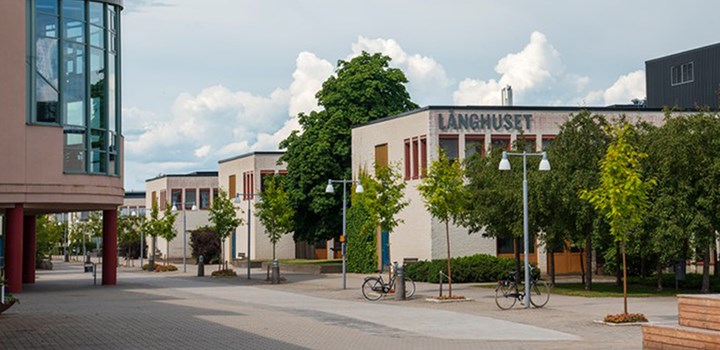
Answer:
xmin=353 ymin=105 xmax=668 ymax=129
xmin=218 ymin=151 xmax=285 ymax=164
xmin=124 ymin=191 xmax=145 ymax=199
xmin=645 ymin=42 xmax=720 ymax=64
xmin=145 ymin=171 xmax=219 ymax=182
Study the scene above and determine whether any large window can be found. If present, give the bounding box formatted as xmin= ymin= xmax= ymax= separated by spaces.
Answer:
xmin=671 ymin=62 xmax=694 ymax=85
xmin=199 ymin=189 xmax=210 ymax=210
xmin=184 ymin=188 xmax=196 ymax=210
xmin=465 ymin=135 xmax=484 ymax=160
xmin=439 ymin=135 xmax=459 ymax=161
xmin=170 ymin=189 xmax=182 ymax=208
xmin=30 ymin=0 xmax=122 ymax=176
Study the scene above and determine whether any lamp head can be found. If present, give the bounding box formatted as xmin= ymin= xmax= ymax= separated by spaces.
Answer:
xmin=130 ymin=211 xmax=137 ymax=217
xmin=191 ymin=205 xmax=198 ymax=211
xmin=539 ymin=152 xmax=551 ymax=171
xmin=171 ymin=204 xmax=178 ymax=212
xmin=233 ymin=194 xmax=241 ymax=204
xmin=498 ymin=151 xmax=511 ymax=171
xmin=325 ymin=180 xmax=334 ymax=193
xmin=355 ymin=180 xmax=364 ymax=193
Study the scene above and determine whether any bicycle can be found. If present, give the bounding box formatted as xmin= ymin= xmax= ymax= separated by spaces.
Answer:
xmin=494 ymin=267 xmax=551 ymax=310
xmin=362 ymin=262 xmax=416 ymax=301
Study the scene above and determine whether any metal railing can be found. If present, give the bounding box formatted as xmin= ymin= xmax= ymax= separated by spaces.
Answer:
xmin=438 ymin=270 xmax=451 ymax=297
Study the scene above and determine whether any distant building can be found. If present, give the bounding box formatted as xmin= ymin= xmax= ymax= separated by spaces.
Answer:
xmin=145 ymin=172 xmax=218 ymax=262
xmin=0 ymin=0 xmax=124 ymax=292
xmin=646 ymin=42 xmax=720 ymax=110
xmin=352 ymin=106 xmax=667 ymax=274
xmin=121 ymin=192 xmax=146 ymax=217
xmin=218 ymin=152 xmax=296 ymax=261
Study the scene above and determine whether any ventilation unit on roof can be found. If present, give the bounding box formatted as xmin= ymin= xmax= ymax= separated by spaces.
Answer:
xmin=502 ymin=85 xmax=513 ymax=106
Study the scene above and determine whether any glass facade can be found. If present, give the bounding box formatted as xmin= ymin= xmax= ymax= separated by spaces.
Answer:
xmin=28 ymin=0 xmax=121 ymax=176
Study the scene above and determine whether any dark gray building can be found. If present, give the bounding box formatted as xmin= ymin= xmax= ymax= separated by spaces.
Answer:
xmin=646 ymin=43 xmax=720 ymax=110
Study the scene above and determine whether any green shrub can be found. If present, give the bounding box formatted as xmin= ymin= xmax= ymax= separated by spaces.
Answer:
xmin=346 ymin=203 xmax=377 ymax=274
xmin=629 ymin=273 xmax=720 ymax=291
xmin=405 ymin=254 xmax=520 ymax=283
xmin=211 ymin=269 xmax=237 ymax=277
xmin=142 ymin=263 xmax=178 ymax=272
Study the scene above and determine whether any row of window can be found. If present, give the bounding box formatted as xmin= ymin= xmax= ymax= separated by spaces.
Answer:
xmin=671 ymin=62 xmax=694 ymax=86
xmin=402 ymin=134 xmax=555 ymax=181
xmin=29 ymin=0 xmax=122 ymax=176
xmin=229 ymin=170 xmax=288 ymax=200
xmin=119 ymin=206 xmax=146 ymax=217
xmin=151 ymin=188 xmax=219 ymax=211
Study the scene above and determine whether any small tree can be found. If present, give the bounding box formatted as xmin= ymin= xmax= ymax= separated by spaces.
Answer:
xmin=580 ymin=122 xmax=656 ymax=315
xmin=255 ymin=175 xmax=294 ymax=260
xmin=209 ymin=189 xmax=242 ymax=269
xmin=144 ymin=203 xmax=163 ymax=270
xmin=157 ymin=204 xmax=178 ymax=265
xmin=417 ymin=152 xmax=465 ymax=297
xmin=375 ymin=164 xmax=409 ymax=261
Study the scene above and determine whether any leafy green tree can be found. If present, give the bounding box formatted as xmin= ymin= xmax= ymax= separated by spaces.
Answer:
xmin=418 ymin=152 xmax=465 ymax=297
xmin=279 ymin=52 xmax=418 ymax=243
xmin=158 ymin=204 xmax=178 ymax=265
xmin=535 ymin=111 xmax=610 ymax=289
xmin=374 ymin=164 xmax=409 ymax=239
xmin=256 ymin=175 xmax=295 ymax=260
xmin=463 ymin=141 xmax=541 ymax=284
xmin=118 ymin=212 xmax=145 ymax=259
xmin=580 ymin=122 xmax=656 ymax=314
xmin=145 ymin=203 xmax=177 ymax=268
xmin=209 ymin=189 xmax=242 ymax=268
xmin=36 ymin=215 xmax=64 ymax=262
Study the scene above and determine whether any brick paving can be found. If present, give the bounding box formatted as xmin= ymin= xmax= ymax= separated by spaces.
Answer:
xmin=0 ymin=262 xmax=680 ymax=349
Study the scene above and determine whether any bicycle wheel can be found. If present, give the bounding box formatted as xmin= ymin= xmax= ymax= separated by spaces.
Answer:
xmin=404 ymin=278 xmax=416 ymax=298
xmin=529 ymin=280 xmax=551 ymax=308
xmin=362 ymin=277 xmax=384 ymax=301
xmin=495 ymin=281 xmax=517 ymax=310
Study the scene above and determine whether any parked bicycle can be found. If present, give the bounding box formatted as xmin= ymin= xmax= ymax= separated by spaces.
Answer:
xmin=362 ymin=263 xmax=416 ymax=301
xmin=494 ymin=267 xmax=551 ymax=309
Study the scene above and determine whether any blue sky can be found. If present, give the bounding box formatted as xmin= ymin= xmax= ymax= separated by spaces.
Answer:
xmin=120 ymin=0 xmax=720 ymax=190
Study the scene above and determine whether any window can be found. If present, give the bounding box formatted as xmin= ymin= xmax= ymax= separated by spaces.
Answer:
xmin=542 ymin=135 xmax=556 ymax=150
xmin=151 ymin=191 xmax=157 ymax=209
xmin=243 ymin=172 xmax=255 ymax=199
xmin=439 ymin=135 xmax=459 ymax=161
xmin=30 ymin=0 xmax=123 ymax=176
xmin=412 ymin=137 xmax=419 ymax=179
xmin=671 ymin=62 xmax=694 ymax=85
xmin=420 ymin=136 xmax=427 ymax=177
xmin=199 ymin=189 xmax=210 ymax=209
xmin=497 ymin=237 xmax=514 ymax=254
xmin=159 ymin=190 xmax=166 ymax=210
xmin=518 ymin=135 xmax=536 ymax=152
xmin=171 ymin=189 xmax=182 ymax=209
xmin=490 ymin=135 xmax=511 ymax=153
xmin=137 ymin=206 xmax=146 ymax=217
xmin=404 ymin=139 xmax=411 ymax=180
xmin=184 ymin=189 xmax=196 ymax=210
xmin=465 ymin=135 xmax=484 ymax=160
xmin=260 ymin=171 xmax=274 ymax=192
xmin=375 ymin=144 xmax=388 ymax=168
xmin=228 ymin=175 xmax=236 ymax=198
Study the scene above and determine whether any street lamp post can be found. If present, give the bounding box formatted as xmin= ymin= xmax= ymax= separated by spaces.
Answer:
xmin=63 ymin=212 xmax=70 ymax=262
xmin=234 ymin=193 xmax=255 ymax=280
xmin=499 ymin=151 xmax=551 ymax=308
xmin=325 ymin=179 xmax=364 ymax=290
xmin=172 ymin=203 xmax=198 ymax=273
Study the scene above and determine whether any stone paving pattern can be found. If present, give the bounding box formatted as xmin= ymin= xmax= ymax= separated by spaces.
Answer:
xmin=0 ymin=262 xmax=680 ymax=349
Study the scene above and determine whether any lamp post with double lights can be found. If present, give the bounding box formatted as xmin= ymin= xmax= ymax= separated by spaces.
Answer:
xmin=234 ymin=193 xmax=257 ymax=280
xmin=172 ymin=202 xmax=197 ymax=273
xmin=325 ymin=179 xmax=364 ymax=290
xmin=498 ymin=150 xmax=551 ymax=308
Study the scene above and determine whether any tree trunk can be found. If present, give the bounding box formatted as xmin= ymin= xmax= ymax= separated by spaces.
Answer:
xmin=702 ymin=246 xmax=710 ymax=294
xmin=445 ymin=221 xmax=452 ymax=297
xmin=220 ymin=238 xmax=224 ymax=271
xmin=585 ymin=236 xmax=593 ymax=291
xmin=549 ymin=247 xmax=556 ymax=287
xmin=273 ymin=242 xmax=276 ymax=261
xmin=616 ymin=241 xmax=622 ymax=287
xmin=166 ymin=240 xmax=169 ymax=266
xmin=579 ymin=246 xmax=585 ymax=285
xmin=656 ymin=259 xmax=663 ymax=292
xmin=622 ymin=241 xmax=628 ymax=315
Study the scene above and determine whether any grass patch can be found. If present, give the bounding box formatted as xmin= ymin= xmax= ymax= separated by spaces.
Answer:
xmin=549 ymin=282 xmax=699 ymax=297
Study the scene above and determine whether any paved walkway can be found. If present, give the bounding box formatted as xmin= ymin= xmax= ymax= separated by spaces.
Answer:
xmin=0 ymin=262 xmax=679 ymax=349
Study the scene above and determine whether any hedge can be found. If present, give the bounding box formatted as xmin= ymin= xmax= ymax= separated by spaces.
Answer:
xmin=405 ymin=254 xmax=523 ymax=283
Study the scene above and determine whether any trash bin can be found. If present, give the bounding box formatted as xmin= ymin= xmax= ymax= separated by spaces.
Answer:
xmin=84 ymin=263 xmax=94 ymax=273
xmin=197 ymin=255 xmax=205 ymax=277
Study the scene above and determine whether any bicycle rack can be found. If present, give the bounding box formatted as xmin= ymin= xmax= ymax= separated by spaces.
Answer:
xmin=438 ymin=270 xmax=451 ymax=297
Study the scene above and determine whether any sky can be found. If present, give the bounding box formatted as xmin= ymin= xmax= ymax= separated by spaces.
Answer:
xmin=120 ymin=0 xmax=720 ymax=191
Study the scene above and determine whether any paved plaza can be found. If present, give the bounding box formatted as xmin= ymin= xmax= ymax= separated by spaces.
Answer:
xmin=0 ymin=262 xmax=679 ymax=349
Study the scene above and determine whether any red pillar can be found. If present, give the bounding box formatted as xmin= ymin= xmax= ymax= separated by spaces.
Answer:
xmin=5 ymin=204 xmax=24 ymax=293
xmin=102 ymin=209 xmax=118 ymax=285
xmin=22 ymin=215 xmax=37 ymax=284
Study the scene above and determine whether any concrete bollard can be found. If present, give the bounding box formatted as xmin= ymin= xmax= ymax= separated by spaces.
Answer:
xmin=271 ymin=260 xmax=280 ymax=284
xmin=396 ymin=264 xmax=406 ymax=301
xmin=197 ymin=255 xmax=205 ymax=277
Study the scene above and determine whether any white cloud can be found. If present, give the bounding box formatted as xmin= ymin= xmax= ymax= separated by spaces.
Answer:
xmin=582 ymin=70 xmax=646 ymax=106
xmin=194 ymin=145 xmax=211 ymax=158
xmin=453 ymin=31 xmax=588 ymax=106
xmin=289 ymin=52 xmax=334 ymax=116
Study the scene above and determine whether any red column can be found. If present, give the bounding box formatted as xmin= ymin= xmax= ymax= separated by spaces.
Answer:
xmin=22 ymin=215 xmax=37 ymax=284
xmin=5 ymin=204 xmax=24 ymax=293
xmin=102 ymin=209 xmax=118 ymax=285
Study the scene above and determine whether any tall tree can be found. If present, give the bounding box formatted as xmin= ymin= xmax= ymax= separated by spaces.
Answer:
xmin=580 ymin=122 xmax=656 ymax=315
xmin=417 ymin=152 xmax=465 ymax=297
xmin=535 ymin=111 xmax=610 ymax=289
xmin=255 ymin=175 xmax=295 ymax=260
xmin=280 ymin=52 xmax=418 ymax=243
xmin=36 ymin=215 xmax=64 ymax=260
xmin=209 ymin=189 xmax=242 ymax=269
